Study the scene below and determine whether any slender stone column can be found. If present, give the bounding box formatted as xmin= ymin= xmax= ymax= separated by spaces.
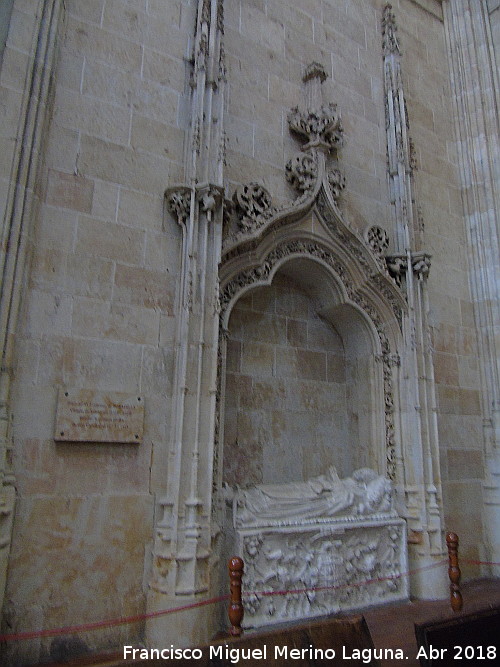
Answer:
xmin=0 ymin=0 xmax=65 ymax=614
xmin=382 ymin=4 xmax=447 ymax=598
xmin=147 ymin=0 xmax=226 ymax=648
xmin=444 ymin=0 xmax=500 ymax=572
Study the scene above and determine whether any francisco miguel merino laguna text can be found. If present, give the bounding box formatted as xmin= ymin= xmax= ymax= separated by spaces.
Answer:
xmin=124 ymin=644 xmax=406 ymax=663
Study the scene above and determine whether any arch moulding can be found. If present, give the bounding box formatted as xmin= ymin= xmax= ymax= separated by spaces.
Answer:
xmin=216 ymin=164 xmax=407 ymax=495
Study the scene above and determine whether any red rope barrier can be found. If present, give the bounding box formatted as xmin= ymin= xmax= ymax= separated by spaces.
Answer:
xmin=0 ymin=595 xmax=229 ymax=643
xmin=0 ymin=559 xmax=451 ymax=643
xmin=462 ymin=558 xmax=500 ymax=566
xmin=2 ymin=557 xmax=499 ymax=643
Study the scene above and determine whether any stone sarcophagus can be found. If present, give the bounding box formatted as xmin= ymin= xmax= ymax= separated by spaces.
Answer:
xmin=228 ymin=468 xmax=408 ymax=628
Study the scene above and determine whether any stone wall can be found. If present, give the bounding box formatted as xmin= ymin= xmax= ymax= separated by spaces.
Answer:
xmin=224 ymin=273 xmax=350 ymax=487
xmin=488 ymin=0 xmax=500 ymax=72
xmin=222 ymin=0 xmax=485 ymax=566
xmin=0 ymin=0 xmax=15 ymax=65
xmin=0 ymin=0 xmax=498 ymax=660
xmin=443 ymin=0 xmax=500 ymax=571
xmin=2 ymin=0 xmax=191 ymax=661
xmin=404 ymin=0 xmax=485 ymax=562
xmin=223 ymin=0 xmax=393 ymax=236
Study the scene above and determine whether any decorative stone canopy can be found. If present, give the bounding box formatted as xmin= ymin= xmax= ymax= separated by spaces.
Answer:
xmin=217 ymin=64 xmax=407 ymax=486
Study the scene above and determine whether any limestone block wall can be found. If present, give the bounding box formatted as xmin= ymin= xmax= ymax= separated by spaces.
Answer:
xmin=0 ymin=1 xmax=15 ymax=65
xmin=1 ymin=0 xmax=497 ymax=659
xmin=223 ymin=0 xmax=393 ymax=234
xmin=0 ymin=0 xmax=51 ymax=640
xmin=443 ymin=0 xmax=500 ymax=572
xmin=400 ymin=0 xmax=483 ymax=568
xmin=223 ymin=274 xmax=350 ymax=488
xmin=2 ymin=0 xmax=193 ymax=660
xmin=389 ymin=0 xmax=484 ymax=571
xmin=488 ymin=0 xmax=500 ymax=71
xmin=388 ymin=0 xmax=491 ymax=571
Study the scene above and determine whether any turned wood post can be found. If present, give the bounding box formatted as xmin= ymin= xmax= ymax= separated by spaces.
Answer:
xmin=446 ymin=531 xmax=463 ymax=612
xmin=228 ymin=556 xmax=244 ymax=636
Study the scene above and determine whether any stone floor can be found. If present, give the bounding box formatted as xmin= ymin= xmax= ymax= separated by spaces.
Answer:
xmin=363 ymin=578 xmax=500 ymax=666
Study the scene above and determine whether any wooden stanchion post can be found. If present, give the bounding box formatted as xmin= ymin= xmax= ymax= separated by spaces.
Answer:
xmin=446 ymin=531 xmax=463 ymax=612
xmin=228 ymin=557 xmax=244 ymax=636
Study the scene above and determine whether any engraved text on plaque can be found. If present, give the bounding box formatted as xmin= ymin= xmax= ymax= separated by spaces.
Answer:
xmin=54 ymin=389 xmax=144 ymax=443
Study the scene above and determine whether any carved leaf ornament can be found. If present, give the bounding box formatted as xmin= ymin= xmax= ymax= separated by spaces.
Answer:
xmin=285 ymin=152 xmax=318 ymax=193
xmin=366 ymin=225 xmax=390 ymax=257
xmin=167 ymin=188 xmax=191 ymax=224
xmin=232 ymin=183 xmax=272 ymax=231
xmin=288 ymin=103 xmax=344 ymax=150
xmin=327 ymin=168 xmax=346 ymax=201
xmin=382 ymin=3 xmax=401 ymax=56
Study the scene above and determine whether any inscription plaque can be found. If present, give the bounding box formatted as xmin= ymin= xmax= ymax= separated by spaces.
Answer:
xmin=54 ymin=389 xmax=144 ymax=443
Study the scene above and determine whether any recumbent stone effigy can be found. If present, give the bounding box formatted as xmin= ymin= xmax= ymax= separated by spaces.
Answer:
xmin=227 ymin=468 xmax=408 ymax=628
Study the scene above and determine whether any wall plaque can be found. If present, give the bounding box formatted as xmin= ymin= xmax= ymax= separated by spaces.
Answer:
xmin=54 ymin=388 xmax=144 ymax=443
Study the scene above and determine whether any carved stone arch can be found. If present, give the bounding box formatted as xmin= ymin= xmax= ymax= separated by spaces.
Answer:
xmin=215 ymin=204 xmax=407 ymax=505
xmin=220 ymin=236 xmax=399 ymax=356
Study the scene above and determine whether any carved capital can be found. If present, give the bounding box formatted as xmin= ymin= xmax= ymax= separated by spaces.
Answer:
xmin=386 ymin=253 xmax=408 ymax=284
xmin=411 ymin=252 xmax=431 ymax=279
xmin=288 ymin=103 xmax=343 ymax=152
xmin=166 ymin=184 xmax=224 ymax=225
xmin=198 ymin=183 xmax=224 ymax=215
xmin=166 ymin=187 xmax=192 ymax=225
xmin=385 ymin=251 xmax=431 ymax=283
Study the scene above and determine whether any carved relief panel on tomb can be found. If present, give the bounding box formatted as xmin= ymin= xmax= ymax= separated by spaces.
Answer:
xmin=226 ymin=469 xmax=408 ymax=628
xmin=237 ymin=519 xmax=408 ymax=628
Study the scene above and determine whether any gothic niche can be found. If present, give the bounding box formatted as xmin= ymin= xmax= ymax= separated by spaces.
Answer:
xmin=222 ymin=266 xmax=381 ymax=490
xmin=219 ymin=256 xmax=407 ymax=628
xmin=216 ymin=63 xmax=407 ymax=627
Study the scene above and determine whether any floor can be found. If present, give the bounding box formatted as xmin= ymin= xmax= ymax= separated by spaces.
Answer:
xmin=362 ymin=578 xmax=500 ymax=666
